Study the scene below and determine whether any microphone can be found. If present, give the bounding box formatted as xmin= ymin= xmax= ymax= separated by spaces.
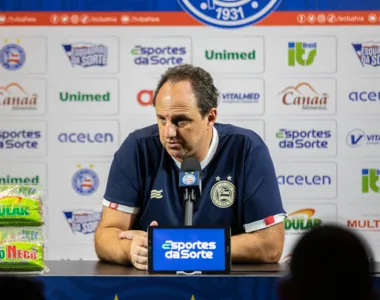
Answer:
xmin=179 ymin=157 xmax=202 ymax=226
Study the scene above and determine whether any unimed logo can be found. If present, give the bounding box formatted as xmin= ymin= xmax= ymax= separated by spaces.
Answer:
xmin=162 ymin=240 xmax=216 ymax=259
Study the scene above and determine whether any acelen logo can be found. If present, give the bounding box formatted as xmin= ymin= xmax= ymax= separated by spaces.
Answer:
xmin=277 ymin=174 xmax=331 ymax=186
xmin=279 ymin=82 xmax=328 ymax=111
xmin=131 ymin=45 xmax=187 ymax=66
xmin=137 ymin=90 xmax=153 ymax=106
xmin=58 ymin=132 xmax=114 ymax=143
xmin=349 ymin=90 xmax=380 ymax=102
xmin=0 ymin=83 xmax=38 ymax=110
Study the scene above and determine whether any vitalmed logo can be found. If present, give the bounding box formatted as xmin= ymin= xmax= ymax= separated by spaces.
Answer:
xmin=279 ymin=82 xmax=329 ymax=111
xmin=0 ymin=83 xmax=38 ymax=110
xmin=285 ymin=209 xmax=322 ymax=234
xmin=352 ymin=42 xmax=380 ymax=67
xmin=62 ymin=42 xmax=108 ymax=68
xmin=288 ymin=42 xmax=317 ymax=67
xmin=161 ymin=240 xmax=216 ymax=259
xmin=347 ymin=129 xmax=380 ymax=148
xmin=63 ymin=210 xmax=101 ymax=235
xmin=131 ymin=45 xmax=187 ymax=66
xmin=276 ymin=128 xmax=331 ymax=149
xmin=221 ymin=92 xmax=260 ymax=104
xmin=362 ymin=169 xmax=380 ymax=194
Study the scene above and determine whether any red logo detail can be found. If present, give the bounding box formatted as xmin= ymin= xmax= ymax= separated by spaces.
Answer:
xmin=264 ymin=216 xmax=275 ymax=226
xmin=137 ymin=90 xmax=153 ymax=106
xmin=109 ymin=202 xmax=118 ymax=210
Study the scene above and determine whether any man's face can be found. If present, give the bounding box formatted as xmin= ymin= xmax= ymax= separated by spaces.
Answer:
xmin=155 ymin=80 xmax=215 ymax=162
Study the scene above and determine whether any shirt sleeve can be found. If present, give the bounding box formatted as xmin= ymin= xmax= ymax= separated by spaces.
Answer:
xmin=103 ymin=132 xmax=142 ymax=214
xmin=243 ymin=140 xmax=287 ymax=233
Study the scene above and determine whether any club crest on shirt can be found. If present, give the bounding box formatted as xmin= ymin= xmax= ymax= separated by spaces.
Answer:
xmin=210 ymin=176 xmax=235 ymax=208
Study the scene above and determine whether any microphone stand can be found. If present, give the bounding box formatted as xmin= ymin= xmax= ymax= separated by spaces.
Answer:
xmin=184 ymin=188 xmax=196 ymax=226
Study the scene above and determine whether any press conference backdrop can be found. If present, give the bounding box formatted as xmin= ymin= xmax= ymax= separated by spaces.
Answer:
xmin=0 ymin=0 xmax=379 ymax=261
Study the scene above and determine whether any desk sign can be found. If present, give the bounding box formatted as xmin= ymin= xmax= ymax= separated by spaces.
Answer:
xmin=148 ymin=226 xmax=231 ymax=275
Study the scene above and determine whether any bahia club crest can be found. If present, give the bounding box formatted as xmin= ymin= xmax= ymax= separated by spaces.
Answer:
xmin=177 ymin=0 xmax=282 ymax=29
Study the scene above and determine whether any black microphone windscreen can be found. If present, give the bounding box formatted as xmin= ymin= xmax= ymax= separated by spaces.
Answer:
xmin=181 ymin=157 xmax=202 ymax=172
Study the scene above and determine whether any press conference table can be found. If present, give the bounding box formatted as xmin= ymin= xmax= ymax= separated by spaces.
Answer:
xmin=23 ymin=261 xmax=380 ymax=299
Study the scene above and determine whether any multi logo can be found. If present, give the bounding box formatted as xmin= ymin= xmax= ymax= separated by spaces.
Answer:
xmin=62 ymin=42 xmax=108 ymax=68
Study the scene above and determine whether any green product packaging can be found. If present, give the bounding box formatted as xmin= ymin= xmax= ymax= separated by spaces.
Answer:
xmin=0 ymin=228 xmax=46 ymax=272
xmin=0 ymin=185 xmax=44 ymax=227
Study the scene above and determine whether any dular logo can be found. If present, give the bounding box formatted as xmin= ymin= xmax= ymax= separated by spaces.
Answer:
xmin=0 ymin=83 xmax=38 ymax=110
xmin=285 ymin=208 xmax=322 ymax=235
xmin=279 ymin=82 xmax=328 ymax=111
xmin=177 ymin=0 xmax=282 ymax=29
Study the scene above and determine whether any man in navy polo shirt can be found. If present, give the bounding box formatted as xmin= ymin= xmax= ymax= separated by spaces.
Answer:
xmin=95 ymin=64 xmax=286 ymax=270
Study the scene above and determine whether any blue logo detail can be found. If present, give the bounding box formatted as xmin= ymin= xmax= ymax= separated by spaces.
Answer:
xmin=182 ymin=173 xmax=196 ymax=185
xmin=177 ymin=0 xmax=282 ymax=29
xmin=276 ymin=129 xmax=331 ymax=149
xmin=62 ymin=42 xmax=108 ymax=68
xmin=352 ymin=42 xmax=380 ymax=67
xmin=0 ymin=130 xmax=41 ymax=149
xmin=346 ymin=129 xmax=380 ymax=147
xmin=349 ymin=91 xmax=380 ymax=102
xmin=72 ymin=168 xmax=99 ymax=195
xmin=131 ymin=45 xmax=187 ymax=66
xmin=58 ymin=132 xmax=114 ymax=143
xmin=0 ymin=43 xmax=26 ymax=71
xmin=63 ymin=210 xmax=101 ymax=234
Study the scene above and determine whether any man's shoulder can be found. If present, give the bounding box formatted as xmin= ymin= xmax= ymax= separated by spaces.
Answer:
xmin=215 ymin=122 xmax=264 ymax=147
xmin=117 ymin=124 xmax=162 ymax=157
xmin=131 ymin=124 xmax=160 ymax=141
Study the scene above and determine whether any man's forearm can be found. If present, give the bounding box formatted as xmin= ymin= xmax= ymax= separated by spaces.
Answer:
xmin=95 ymin=227 xmax=132 ymax=265
xmin=231 ymin=224 xmax=284 ymax=263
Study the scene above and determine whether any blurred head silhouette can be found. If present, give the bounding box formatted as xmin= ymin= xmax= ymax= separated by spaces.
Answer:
xmin=279 ymin=224 xmax=377 ymax=300
xmin=0 ymin=276 xmax=45 ymax=299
